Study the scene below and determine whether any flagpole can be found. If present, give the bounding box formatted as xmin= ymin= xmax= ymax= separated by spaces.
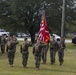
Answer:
xmin=61 ymin=0 xmax=66 ymax=44
xmin=61 ymin=0 xmax=65 ymax=38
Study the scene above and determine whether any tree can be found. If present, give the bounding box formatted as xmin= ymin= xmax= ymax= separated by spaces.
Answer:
xmin=0 ymin=0 xmax=75 ymax=43
xmin=65 ymin=0 xmax=76 ymax=33
xmin=7 ymin=0 xmax=41 ymax=43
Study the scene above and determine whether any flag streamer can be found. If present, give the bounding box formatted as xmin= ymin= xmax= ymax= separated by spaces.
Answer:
xmin=38 ymin=10 xmax=50 ymax=44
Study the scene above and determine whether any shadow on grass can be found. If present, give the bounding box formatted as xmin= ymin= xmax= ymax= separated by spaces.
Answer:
xmin=15 ymin=63 xmax=76 ymax=74
xmin=41 ymin=66 xmax=76 ymax=74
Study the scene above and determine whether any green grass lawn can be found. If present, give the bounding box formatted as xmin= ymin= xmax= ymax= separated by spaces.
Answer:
xmin=0 ymin=42 xmax=76 ymax=75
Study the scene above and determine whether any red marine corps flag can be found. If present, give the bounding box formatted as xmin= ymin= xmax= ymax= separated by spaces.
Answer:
xmin=38 ymin=10 xmax=50 ymax=44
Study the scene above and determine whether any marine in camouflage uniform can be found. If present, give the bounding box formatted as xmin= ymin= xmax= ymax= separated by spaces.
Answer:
xmin=6 ymin=34 xmax=11 ymax=41
xmin=50 ymin=36 xmax=58 ymax=64
xmin=12 ymin=35 xmax=19 ymax=52
xmin=1 ymin=34 xmax=7 ymax=53
xmin=6 ymin=35 xmax=18 ymax=67
xmin=33 ymin=40 xmax=42 ymax=69
xmin=57 ymin=37 xmax=66 ymax=65
xmin=20 ymin=37 xmax=30 ymax=68
xmin=41 ymin=41 xmax=49 ymax=64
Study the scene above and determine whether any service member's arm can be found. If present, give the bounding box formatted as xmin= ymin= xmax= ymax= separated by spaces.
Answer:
xmin=62 ymin=42 xmax=66 ymax=50
xmin=32 ymin=45 xmax=35 ymax=55
xmin=40 ymin=43 xmax=46 ymax=47
xmin=20 ymin=45 xmax=22 ymax=53
xmin=50 ymin=40 xmax=53 ymax=49
xmin=13 ymin=38 xmax=19 ymax=45
xmin=6 ymin=44 xmax=8 ymax=52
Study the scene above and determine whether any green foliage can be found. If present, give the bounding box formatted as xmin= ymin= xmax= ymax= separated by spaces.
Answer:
xmin=0 ymin=0 xmax=76 ymax=40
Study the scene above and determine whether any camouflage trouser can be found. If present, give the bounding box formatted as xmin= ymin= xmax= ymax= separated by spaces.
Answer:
xmin=22 ymin=51 xmax=29 ymax=67
xmin=58 ymin=49 xmax=64 ymax=63
xmin=1 ymin=45 xmax=5 ymax=53
xmin=35 ymin=53 xmax=41 ymax=68
xmin=7 ymin=51 xmax=15 ymax=65
xmin=41 ymin=46 xmax=48 ymax=64
xmin=50 ymin=49 xmax=57 ymax=64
